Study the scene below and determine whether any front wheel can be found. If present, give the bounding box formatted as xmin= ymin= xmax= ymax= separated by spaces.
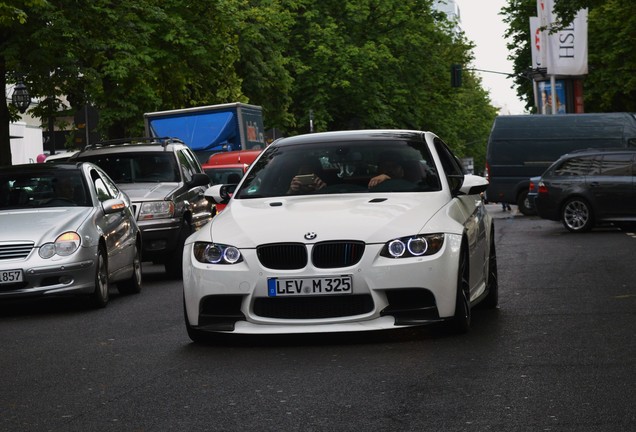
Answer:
xmin=478 ymin=229 xmax=498 ymax=309
xmin=90 ymin=247 xmax=109 ymax=308
xmin=117 ymin=242 xmax=142 ymax=295
xmin=561 ymin=198 xmax=593 ymax=232
xmin=448 ymin=246 xmax=471 ymax=334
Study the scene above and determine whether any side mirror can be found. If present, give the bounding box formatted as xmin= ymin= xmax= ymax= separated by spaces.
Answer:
xmin=204 ymin=184 xmax=237 ymax=204
xmin=457 ymin=174 xmax=489 ymax=196
xmin=189 ymin=173 xmax=211 ymax=188
xmin=102 ymin=198 xmax=127 ymax=214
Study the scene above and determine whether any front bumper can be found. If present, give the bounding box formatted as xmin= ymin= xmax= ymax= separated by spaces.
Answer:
xmin=0 ymin=249 xmax=97 ymax=300
xmin=183 ymin=234 xmax=463 ymax=334
xmin=137 ymin=218 xmax=182 ymax=261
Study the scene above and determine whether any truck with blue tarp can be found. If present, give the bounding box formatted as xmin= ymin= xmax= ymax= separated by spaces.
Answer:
xmin=144 ymin=103 xmax=266 ymax=164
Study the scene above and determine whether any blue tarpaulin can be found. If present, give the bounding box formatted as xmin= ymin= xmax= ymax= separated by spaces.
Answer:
xmin=148 ymin=111 xmax=237 ymax=152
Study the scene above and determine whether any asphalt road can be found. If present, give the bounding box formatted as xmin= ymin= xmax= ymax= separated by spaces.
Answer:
xmin=1 ymin=205 xmax=635 ymax=432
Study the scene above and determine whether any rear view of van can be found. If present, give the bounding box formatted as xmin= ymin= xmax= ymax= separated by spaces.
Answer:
xmin=485 ymin=113 xmax=636 ymax=215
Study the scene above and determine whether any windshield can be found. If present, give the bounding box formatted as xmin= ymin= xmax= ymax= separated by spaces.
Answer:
xmin=204 ymin=167 xmax=245 ymax=185
xmin=77 ymin=152 xmax=179 ymax=183
xmin=0 ymin=170 xmax=90 ymax=209
xmin=235 ymin=139 xmax=441 ymax=199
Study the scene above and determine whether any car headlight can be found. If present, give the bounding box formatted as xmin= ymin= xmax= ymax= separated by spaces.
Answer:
xmin=380 ymin=234 xmax=444 ymax=258
xmin=193 ymin=242 xmax=243 ymax=264
xmin=39 ymin=232 xmax=81 ymax=259
xmin=139 ymin=201 xmax=175 ymax=220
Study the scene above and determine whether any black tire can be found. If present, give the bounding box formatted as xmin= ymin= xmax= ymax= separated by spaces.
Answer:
xmin=449 ymin=245 xmax=471 ymax=334
xmin=561 ymin=197 xmax=594 ymax=232
xmin=117 ymin=242 xmax=142 ymax=295
xmin=165 ymin=221 xmax=192 ymax=279
xmin=479 ymin=229 xmax=499 ymax=309
xmin=517 ymin=189 xmax=536 ymax=216
xmin=90 ymin=247 xmax=109 ymax=308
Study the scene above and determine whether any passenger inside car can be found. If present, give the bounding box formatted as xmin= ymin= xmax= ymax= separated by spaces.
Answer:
xmin=287 ymin=159 xmax=327 ymax=194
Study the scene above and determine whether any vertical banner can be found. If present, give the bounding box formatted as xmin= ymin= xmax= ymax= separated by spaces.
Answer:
xmin=529 ymin=17 xmax=546 ymax=69
xmin=537 ymin=0 xmax=588 ymax=75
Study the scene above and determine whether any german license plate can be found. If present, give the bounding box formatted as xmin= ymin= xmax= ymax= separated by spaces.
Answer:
xmin=267 ymin=275 xmax=352 ymax=297
xmin=0 ymin=269 xmax=23 ymax=285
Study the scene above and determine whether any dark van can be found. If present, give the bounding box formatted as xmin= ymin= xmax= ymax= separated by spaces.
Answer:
xmin=485 ymin=113 xmax=636 ymax=215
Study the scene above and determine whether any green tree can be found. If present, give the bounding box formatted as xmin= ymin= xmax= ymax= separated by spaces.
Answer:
xmin=281 ymin=0 xmax=496 ymax=165
xmin=583 ymin=0 xmax=636 ymax=111
xmin=2 ymin=0 xmax=496 ymax=169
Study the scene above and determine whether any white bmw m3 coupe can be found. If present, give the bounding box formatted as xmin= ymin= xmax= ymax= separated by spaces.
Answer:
xmin=183 ymin=130 xmax=497 ymax=342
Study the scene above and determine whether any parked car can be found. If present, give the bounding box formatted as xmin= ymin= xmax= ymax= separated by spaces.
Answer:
xmin=0 ymin=162 xmax=142 ymax=307
xmin=71 ymin=137 xmax=212 ymax=277
xmin=534 ymin=148 xmax=636 ymax=232
xmin=182 ymin=129 xmax=497 ymax=342
xmin=202 ymin=149 xmax=262 ymax=212
xmin=45 ymin=151 xmax=79 ymax=163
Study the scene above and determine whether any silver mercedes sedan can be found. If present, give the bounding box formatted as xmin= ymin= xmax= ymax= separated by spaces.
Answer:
xmin=0 ymin=162 xmax=142 ymax=307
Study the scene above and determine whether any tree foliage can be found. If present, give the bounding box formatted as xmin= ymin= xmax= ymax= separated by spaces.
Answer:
xmin=2 ymin=0 xmax=497 ymax=168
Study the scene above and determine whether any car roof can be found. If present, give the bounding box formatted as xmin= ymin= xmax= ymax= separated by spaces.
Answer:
xmin=75 ymin=137 xmax=186 ymax=156
xmin=2 ymin=162 xmax=86 ymax=173
xmin=561 ymin=147 xmax=636 ymax=158
xmin=271 ymin=130 xmax=429 ymax=147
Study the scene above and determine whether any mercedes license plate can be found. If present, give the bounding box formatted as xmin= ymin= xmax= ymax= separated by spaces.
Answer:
xmin=0 ymin=269 xmax=23 ymax=285
xmin=267 ymin=275 xmax=352 ymax=297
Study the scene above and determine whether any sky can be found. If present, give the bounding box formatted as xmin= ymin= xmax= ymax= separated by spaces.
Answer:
xmin=455 ymin=0 xmax=528 ymax=114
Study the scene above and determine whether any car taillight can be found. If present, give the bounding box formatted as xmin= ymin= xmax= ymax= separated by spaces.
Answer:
xmin=529 ymin=181 xmax=536 ymax=192
xmin=538 ymin=182 xmax=548 ymax=195
xmin=485 ymin=162 xmax=490 ymax=181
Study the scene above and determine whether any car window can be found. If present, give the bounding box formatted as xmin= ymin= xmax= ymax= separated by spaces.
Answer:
xmin=599 ymin=153 xmax=633 ymax=176
xmin=553 ymin=156 xmax=596 ymax=176
xmin=235 ymin=139 xmax=441 ymax=199
xmin=0 ymin=169 xmax=89 ymax=208
xmin=433 ymin=137 xmax=463 ymax=192
xmin=204 ymin=167 xmax=245 ymax=185
xmin=177 ymin=150 xmax=196 ymax=183
xmin=90 ymin=168 xmax=119 ymax=200
xmin=78 ymin=152 xmax=179 ymax=183
xmin=181 ymin=148 xmax=203 ymax=174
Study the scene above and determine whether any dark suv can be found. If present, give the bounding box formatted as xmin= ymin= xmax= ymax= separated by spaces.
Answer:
xmin=535 ymin=148 xmax=636 ymax=232
xmin=73 ymin=137 xmax=212 ymax=276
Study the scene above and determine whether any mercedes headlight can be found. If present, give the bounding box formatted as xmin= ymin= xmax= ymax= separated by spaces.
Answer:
xmin=39 ymin=232 xmax=81 ymax=258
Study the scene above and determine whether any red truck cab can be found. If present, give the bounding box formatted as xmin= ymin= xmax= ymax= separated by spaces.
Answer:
xmin=202 ymin=149 xmax=261 ymax=212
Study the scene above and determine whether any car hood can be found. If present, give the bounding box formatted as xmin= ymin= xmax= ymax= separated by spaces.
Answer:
xmin=206 ymin=193 xmax=452 ymax=247
xmin=0 ymin=208 xmax=92 ymax=244
xmin=117 ymin=183 xmax=178 ymax=202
